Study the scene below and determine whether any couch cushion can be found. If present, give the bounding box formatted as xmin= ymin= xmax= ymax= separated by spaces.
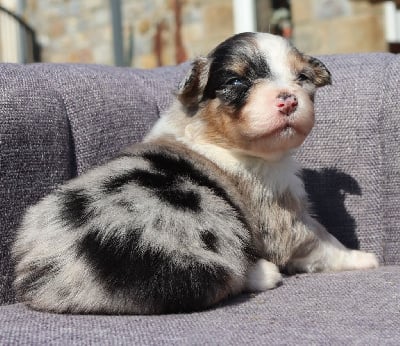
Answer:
xmin=1 ymin=266 xmax=398 ymax=345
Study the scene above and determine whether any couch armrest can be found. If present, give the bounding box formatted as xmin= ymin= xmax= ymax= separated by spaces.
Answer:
xmin=0 ymin=64 xmax=75 ymax=304
xmin=0 ymin=62 xmax=189 ymax=305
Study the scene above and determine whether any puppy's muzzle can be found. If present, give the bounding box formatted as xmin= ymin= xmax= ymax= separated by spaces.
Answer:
xmin=276 ymin=93 xmax=298 ymax=116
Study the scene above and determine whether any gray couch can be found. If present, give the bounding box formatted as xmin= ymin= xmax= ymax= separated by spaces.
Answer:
xmin=0 ymin=53 xmax=399 ymax=345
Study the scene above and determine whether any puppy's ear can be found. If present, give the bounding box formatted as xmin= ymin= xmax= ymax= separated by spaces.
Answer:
xmin=306 ymin=56 xmax=332 ymax=87
xmin=177 ymin=57 xmax=210 ymax=115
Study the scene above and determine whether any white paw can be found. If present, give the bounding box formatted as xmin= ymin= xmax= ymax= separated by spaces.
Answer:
xmin=348 ymin=250 xmax=379 ymax=270
xmin=246 ymin=259 xmax=282 ymax=292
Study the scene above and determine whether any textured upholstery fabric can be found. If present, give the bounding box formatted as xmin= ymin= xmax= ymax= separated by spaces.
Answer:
xmin=0 ymin=53 xmax=399 ymax=344
xmin=380 ymin=56 xmax=400 ymax=265
xmin=58 ymin=63 xmax=190 ymax=174
xmin=1 ymin=266 xmax=399 ymax=345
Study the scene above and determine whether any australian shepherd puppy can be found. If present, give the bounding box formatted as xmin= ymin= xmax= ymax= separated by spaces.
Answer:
xmin=13 ymin=32 xmax=378 ymax=314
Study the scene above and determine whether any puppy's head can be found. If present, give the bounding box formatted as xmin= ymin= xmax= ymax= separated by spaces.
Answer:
xmin=178 ymin=32 xmax=331 ymax=161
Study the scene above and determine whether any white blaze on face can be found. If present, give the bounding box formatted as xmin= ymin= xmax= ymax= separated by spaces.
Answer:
xmin=255 ymin=33 xmax=294 ymax=84
xmin=234 ymin=33 xmax=316 ymax=159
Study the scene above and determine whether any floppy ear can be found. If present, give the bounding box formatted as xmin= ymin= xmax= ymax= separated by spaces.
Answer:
xmin=306 ymin=56 xmax=332 ymax=87
xmin=177 ymin=57 xmax=210 ymax=115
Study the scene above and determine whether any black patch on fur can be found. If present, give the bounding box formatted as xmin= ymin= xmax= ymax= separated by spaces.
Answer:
xmin=143 ymin=151 xmax=254 ymax=238
xmin=203 ymin=32 xmax=271 ymax=108
xmin=142 ymin=152 xmax=244 ymax=218
xmin=105 ymin=170 xmax=172 ymax=192
xmin=103 ymin=168 xmax=202 ymax=212
xmin=200 ymin=230 xmax=218 ymax=253
xmin=158 ymin=188 xmax=201 ymax=211
xmin=78 ymin=227 xmax=231 ymax=313
xmin=58 ymin=188 xmax=94 ymax=228
xmin=105 ymin=149 xmax=251 ymax=215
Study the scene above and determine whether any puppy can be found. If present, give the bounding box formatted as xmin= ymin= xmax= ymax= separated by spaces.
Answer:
xmin=12 ymin=32 xmax=378 ymax=315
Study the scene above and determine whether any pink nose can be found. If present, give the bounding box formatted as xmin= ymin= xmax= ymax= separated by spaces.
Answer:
xmin=276 ymin=93 xmax=298 ymax=115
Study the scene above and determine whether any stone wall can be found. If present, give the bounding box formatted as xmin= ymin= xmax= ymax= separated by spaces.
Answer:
xmin=292 ymin=0 xmax=387 ymax=54
xmin=21 ymin=0 xmax=388 ymax=67
xmin=23 ymin=0 xmax=234 ymax=68
xmin=125 ymin=0 xmax=233 ymax=67
xmin=24 ymin=0 xmax=113 ymax=64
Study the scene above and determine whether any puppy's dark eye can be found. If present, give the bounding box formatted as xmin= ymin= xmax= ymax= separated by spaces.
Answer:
xmin=226 ymin=78 xmax=246 ymax=87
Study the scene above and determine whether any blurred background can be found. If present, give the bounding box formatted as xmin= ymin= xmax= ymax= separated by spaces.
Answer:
xmin=0 ymin=0 xmax=399 ymax=67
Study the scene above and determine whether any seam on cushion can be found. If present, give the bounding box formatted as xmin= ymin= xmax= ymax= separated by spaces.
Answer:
xmin=377 ymin=54 xmax=396 ymax=265
xmin=148 ymin=75 xmax=176 ymax=117
xmin=27 ymin=64 xmax=81 ymax=179
xmin=350 ymin=56 xmax=385 ymax=259
xmin=53 ymin=88 xmax=78 ymax=179
xmin=347 ymin=54 xmax=389 ymax=261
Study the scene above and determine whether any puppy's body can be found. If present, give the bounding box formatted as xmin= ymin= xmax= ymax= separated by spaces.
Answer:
xmin=13 ymin=33 xmax=378 ymax=314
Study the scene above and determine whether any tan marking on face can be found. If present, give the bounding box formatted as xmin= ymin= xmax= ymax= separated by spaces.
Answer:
xmin=199 ymin=99 xmax=246 ymax=149
xmin=223 ymin=60 xmax=248 ymax=78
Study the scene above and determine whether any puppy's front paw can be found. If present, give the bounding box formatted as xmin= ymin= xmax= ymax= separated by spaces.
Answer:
xmin=348 ymin=250 xmax=379 ymax=270
xmin=246 ymin=259 xmax=282 ymax=292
